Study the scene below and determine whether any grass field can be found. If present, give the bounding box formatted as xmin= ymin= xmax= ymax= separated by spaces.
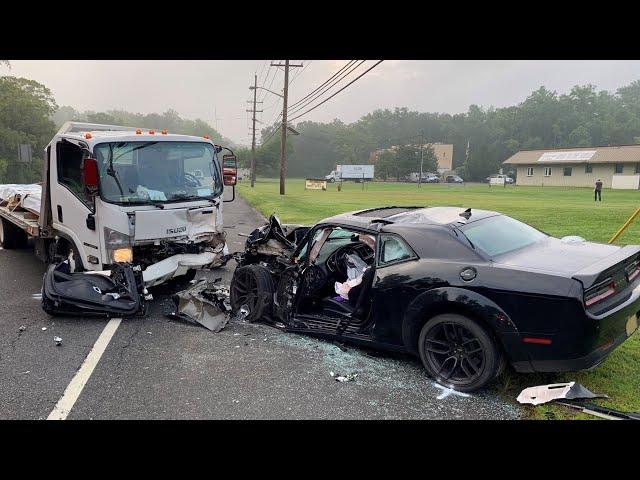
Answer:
xmin=238 ymin=178 xmax=640 ymax=419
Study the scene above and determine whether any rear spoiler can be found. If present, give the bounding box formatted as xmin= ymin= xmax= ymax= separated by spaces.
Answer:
xmin=572 ymin=245 xmax=640 ymax=288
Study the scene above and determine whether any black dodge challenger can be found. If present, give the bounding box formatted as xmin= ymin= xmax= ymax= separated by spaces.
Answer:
xmin=230 ymin=206 xmax=640 ymax=392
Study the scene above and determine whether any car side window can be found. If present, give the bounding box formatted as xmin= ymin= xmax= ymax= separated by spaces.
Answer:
xmin=378 ymin=234 xmax=415 ymax=266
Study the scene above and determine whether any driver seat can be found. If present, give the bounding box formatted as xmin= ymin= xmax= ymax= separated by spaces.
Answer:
xmin=322 ymin=266 xmax=376 ymax=320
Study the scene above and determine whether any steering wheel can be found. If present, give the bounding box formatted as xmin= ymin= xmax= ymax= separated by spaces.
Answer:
xmin=184 ymin=172 xmax=202 ymax=187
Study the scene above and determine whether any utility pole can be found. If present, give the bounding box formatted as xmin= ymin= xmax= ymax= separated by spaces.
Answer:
xmin=247 ymin=74 xmax=263 ymax=188
xmin=418 ymin=132 xmax=425 ymax=188
xmin=271 ymin=60 xmax=302 ymax=195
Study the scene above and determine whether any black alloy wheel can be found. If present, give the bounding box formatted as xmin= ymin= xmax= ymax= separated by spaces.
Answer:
xmin=230 ymin=264 xmax=275 ymax=322
xmin=418 ymin=313 xmax=502 ymax=392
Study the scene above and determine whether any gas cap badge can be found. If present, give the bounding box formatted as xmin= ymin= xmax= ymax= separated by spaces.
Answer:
xmin=460 ymin=267 xmax=477 ymax=282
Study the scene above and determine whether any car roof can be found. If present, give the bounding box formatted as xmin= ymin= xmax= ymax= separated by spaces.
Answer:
xmin=317 ymin=206 xmax=501 ymax=231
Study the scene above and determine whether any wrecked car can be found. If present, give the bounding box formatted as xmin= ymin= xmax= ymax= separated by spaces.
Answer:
xmin=230 ymin=207 xmax=640 ymax=392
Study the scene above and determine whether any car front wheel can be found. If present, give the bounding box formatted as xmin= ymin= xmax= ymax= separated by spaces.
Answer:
xmin=418 ymin=313 xmax=502 ymax=392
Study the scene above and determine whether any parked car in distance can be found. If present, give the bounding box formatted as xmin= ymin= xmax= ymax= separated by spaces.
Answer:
xmin=445 ymin=175 xmax=464 ymax=183
xmin=230 ymin=207 xmax=640 ymax=392
xmin=424 ymin=174 xmax=440 ymax=183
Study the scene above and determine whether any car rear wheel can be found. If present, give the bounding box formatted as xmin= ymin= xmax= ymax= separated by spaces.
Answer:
xmin=230 ymin=264 xmax=275 ymax=322
xmin=418 ymin=313 xmax=502 ymax=392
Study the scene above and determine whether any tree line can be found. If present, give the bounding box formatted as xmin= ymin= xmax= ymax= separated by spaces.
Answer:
xmin=2 ymin=72 xmax=640 ymax=184
xmin=235 ymin=80 xmax=640 ymax=181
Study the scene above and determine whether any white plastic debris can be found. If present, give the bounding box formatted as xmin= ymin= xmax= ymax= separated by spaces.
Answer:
xmin=54 ymin=336 xmax=62 ymax=346
xmin=330 ymin=371 xmax=358 ymax=382
xmin=19 ymin=325 xmax=26 ymax=332
xmin=517 ymin=382 xmax=607 ymax=406
xmin=41 ymin=327 xmax=47 ymax=331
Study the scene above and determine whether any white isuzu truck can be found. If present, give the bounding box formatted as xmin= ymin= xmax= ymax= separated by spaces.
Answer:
xmin=0 ymin=122 xmax=237 ymax=288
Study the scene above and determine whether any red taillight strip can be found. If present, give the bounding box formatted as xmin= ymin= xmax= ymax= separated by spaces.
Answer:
xmin=523 ymin=337 xmax=553 ymax=345
xmin=585 ymin=282 xmax=616 ymax=306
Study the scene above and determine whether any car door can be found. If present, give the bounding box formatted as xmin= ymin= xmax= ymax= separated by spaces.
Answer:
xmin=368 ymin=233 xmax=420 ymax=345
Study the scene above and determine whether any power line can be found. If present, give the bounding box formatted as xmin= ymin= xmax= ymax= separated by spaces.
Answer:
xmin=288 ymin=60 xmax=384 ymax=122
xmin=289 ymin=60 xmax=312 ymax=86
xmin=287 ymin=60 xmax=365 ymax=117
xmin=260 ymin=124 xmax=281 ymax=145
xmin=288 ymin=60 xmax=356 ymax=109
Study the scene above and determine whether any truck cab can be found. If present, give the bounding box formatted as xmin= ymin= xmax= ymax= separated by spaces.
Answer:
xmin=39 ymin=122 xmax=236 ymax=286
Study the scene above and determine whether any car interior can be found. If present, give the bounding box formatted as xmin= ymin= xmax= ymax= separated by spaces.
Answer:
xmin=297 ymin=226 xmax=377 ymax=322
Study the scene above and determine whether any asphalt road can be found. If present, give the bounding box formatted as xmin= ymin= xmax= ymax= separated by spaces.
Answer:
xmin=0 ymin=195 xmax=522 ymax=419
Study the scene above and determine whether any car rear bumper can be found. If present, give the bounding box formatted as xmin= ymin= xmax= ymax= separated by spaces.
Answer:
xmin=512 ymin=284 xmax=640 ymax=373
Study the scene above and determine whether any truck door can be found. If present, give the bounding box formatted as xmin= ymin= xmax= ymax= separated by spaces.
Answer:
xmin=49 ymin=139 xmax=101 ymax=270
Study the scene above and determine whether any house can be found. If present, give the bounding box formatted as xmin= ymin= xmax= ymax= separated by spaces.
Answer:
xmin=503 ymin=145 xmax=640 ymax=189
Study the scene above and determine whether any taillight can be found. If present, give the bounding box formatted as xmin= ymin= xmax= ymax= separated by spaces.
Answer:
xmin=625 ymin=259 xmax=640 ymax=282
xmin=585 ymin=279 xmax=616 ymax=307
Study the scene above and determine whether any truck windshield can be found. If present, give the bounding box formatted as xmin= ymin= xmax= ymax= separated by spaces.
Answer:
xmin=459 ymin=215 xmax=547 ymax=257
xmin=94 ymin=141 xmax=222 ymax=204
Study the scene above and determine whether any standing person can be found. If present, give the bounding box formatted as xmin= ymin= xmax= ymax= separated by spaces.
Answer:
xmin=594 ymin=178 xmax=603 ymax=202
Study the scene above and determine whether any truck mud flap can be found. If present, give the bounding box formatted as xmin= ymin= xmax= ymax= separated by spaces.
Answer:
xmin=41 ymin=261 xmax=145 ymax=317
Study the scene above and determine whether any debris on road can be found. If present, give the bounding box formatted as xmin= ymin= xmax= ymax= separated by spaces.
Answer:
xmin=54 ymin=336 xmax=62 ymax=346
xmin=19 ymin=325 xmax=26 ymax=332
xmin=41 ymin=327 xmax=47 ymax=331
xmin=433 ymin=383 xmax=471 ymax=400
xmin=517 ymin=382 xmax=607 ymax=406
xmin=41 ymin=260 xmax=146 ymax=317
xmin=330 ymin=371 xmax=358 ymax=383
xmin=164 ymin=278 xmax=232 ymax=332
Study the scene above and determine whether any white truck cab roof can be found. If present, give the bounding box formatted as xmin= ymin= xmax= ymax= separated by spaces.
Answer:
xmin=55 ymin=122 xmax=216 ymax=148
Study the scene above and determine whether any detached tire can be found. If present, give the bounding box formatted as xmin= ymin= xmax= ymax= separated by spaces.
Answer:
xmin=0 ymin=218 xmax=28 ymax=249
xmin=418 ymin=313 xmax=502 ymax=393
xmin=230 ymin=264 xmax=275 ymax=322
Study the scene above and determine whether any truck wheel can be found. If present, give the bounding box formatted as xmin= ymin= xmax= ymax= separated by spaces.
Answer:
xmin=418 ymin=313 xmax=502 ymax=393
xmin=0 ymin=218 xmax=28 ymax=249
xmin=230 ymin=264 xmax=275 ymax=322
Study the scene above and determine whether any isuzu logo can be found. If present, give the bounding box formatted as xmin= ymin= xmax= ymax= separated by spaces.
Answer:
xmin=166 ymin=226 xmax=187 ymax=235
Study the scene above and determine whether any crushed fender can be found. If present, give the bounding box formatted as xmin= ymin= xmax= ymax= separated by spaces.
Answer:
xmin=164 ymin=278 xmax=232 ymax=332
xmin=41 ymin=260 xmax=146 ymax=317
xmin=517 ymin=382 xmax=607 ymax=406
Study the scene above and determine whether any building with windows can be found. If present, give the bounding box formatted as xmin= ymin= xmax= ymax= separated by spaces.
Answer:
xmin=369 ymin=143 xmax=454 ymax=174
xmin=503 ymin=145 xmax=640 ymax=189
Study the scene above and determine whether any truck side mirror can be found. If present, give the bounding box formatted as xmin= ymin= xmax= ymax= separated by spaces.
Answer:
xmin=83 ymin=157 xmax=99 ymax=199
xmin=223 ymin=154 xmax=238 ymax=187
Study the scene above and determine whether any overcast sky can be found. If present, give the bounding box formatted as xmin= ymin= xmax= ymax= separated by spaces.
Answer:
xmin=4 ymin=60 xmax=640 ymax=145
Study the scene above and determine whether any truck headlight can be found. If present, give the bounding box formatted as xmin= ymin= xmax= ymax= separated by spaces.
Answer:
xmin=104 ymin=227 xmax=133 ymax=264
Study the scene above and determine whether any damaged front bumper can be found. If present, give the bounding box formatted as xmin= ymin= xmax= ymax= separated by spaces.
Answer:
xmin=142 ymin=251 xmax=224 ymax=287
xmin=41 ymin=261 xmax=146 ymax=317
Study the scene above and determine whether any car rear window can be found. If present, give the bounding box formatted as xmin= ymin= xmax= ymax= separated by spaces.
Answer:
xmin=459 ymin=215 xmax=546 ymax=257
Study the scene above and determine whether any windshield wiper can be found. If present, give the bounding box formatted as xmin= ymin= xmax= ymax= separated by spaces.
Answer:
xmin=106 ymin=144 xmax=126 ymax=196
xmin=124 ymin=199 xmax=165 ymax=209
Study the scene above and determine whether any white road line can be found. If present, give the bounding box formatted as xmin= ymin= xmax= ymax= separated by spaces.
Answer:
xmin=47 ymin=317 xmax=122 ymax=420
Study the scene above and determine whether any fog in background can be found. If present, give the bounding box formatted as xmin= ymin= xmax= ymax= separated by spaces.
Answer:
xmin=4 ymin=60 xmax=640 ymax=145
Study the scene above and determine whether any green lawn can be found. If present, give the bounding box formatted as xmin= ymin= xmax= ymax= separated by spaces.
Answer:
xmin=238 ymin=178 xmax=640 ymax=419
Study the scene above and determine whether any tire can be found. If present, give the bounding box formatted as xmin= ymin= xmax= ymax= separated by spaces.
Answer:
xmin=0 ymin=218 xmax=28 ymax=249
xmin=230 ymin=264 xmax=275 ymax=322
xmin=418 ymin=313 xmax=502 ymax=393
